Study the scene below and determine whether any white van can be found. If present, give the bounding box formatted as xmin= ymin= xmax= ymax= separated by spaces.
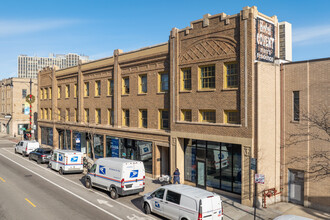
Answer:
xmin=49 ymin=150 xmax=83 ymax=175
xmin=143 ymin=184 xmax=223 ymax=220
xmin=85 ymin=157 xmax=145 ymax=199
xmin=14 ymin=140 xmax=40 ymax=157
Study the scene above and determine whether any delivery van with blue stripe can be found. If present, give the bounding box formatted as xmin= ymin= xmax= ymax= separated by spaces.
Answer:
xmin=49 ymin=149 xmax=84 ymax=175
xmin=85 ymin=157 xmax=145 ymax=199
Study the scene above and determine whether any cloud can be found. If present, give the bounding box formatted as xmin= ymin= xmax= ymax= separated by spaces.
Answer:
xmin=293 ymin=25 xmax=330 ymax=45
xmin=0 ymin=19 xmax=81 ymax=36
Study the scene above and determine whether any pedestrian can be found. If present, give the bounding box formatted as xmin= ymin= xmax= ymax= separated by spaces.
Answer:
xmin=173 ymin=168 xmax=180 ymax=184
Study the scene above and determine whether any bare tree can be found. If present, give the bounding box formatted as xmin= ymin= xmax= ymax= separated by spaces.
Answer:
xmin=286 ymin=104 xmax=330 ymax=180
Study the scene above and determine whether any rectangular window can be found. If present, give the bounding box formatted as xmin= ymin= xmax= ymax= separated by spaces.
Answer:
xmin=58 ymin=109 xmax=61 ymax=120
xmin=95 ymin=108 xmax=101 ymax=124
xmin=181 ymin=68 xmax=192 ymax=90
xmin=65 ymin=85 xmax=70 ymax=98
xmin=22 ymin=89 xmax=27 ymax=99
xmin=293 ymin=91 xmax=300 ymax=121
xmin=224 ymin=62 xmax=238 ymax=88
xmin=200 ymin=65 xmax=215 ymax=89
xmin=159 ymin=73 xmax=169 ymax=92
xmin=160 ymin=110 xmax=169 ymax=129
xmin=166 ymin=190 xmax=181 ymax=205
xmin=40 ymin=88 xmax=44 ymax=100
xmin=22 ymin=104 xmax=25 ymax=113
xmin=84 ymin=108 xmax=89 ymax=123
xmin=122 ymin=77 xmax=129 ymax=95
xmin=74 ymin=84 xmax=77 ymax=98
xmin=95 ymin=81 xmax=101 ymax=97
xmin=181 ymin=109 xmax=192 ymax=122
xmin=66 ymin=109 xmax=70 ymax=121
xmin=49 ymin=87 xmax=52 ymax=99
xmin=57 ymin=86 xmax=61 ymax=99
xmin=139 ymin=75 xmax=148 ymax=94
xmin=139 ymin=109 xmax=148 ymax=128
xmin=41 ymin=108 xmax=44 ymax=119
xmin=44 ymin=108 xmax=48 ymax=120
xmin=84 ymin=82 xmax=89 ymax=97
xmin=122 ymin=109 xmax=130 ymax=127
xmin=107 ymin=79 xmax=114 ymax=96
xmin=44 ymin=88 xmax=48 ymax=99
xmin=108 ymin=109 xmax=114 ymax=125
xmin=224 ymin=110 xmax=239 ymax=124
xmin=200 ymin=110 xmax=216 ymax=123
xmin=50 ymin=108 xmax=52 ymax=120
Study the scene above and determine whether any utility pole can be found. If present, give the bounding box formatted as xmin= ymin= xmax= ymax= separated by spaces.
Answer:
xmin=29 ymin=78 xmax=32 ymax=140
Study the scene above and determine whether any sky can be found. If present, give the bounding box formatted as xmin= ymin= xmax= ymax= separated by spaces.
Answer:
xmin=1 ymin=0 xmax=330 ymax=79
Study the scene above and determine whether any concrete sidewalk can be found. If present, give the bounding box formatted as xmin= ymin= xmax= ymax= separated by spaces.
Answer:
xmin=0 ymin=133 xmax=22 ymax=143
xmin=143 ymin=177 xmax=329 ymax=220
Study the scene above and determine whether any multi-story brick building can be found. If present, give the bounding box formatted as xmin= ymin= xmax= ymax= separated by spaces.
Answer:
xmin=0 ymin=77 xmax=38 ymax=137
xmin=281 ymin=58 xmax=330 ymax=212
xmin=38 ymin=6 xmax=285 ymax=207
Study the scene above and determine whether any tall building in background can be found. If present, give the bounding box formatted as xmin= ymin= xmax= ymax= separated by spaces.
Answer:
xmin=279 ymin=21 xmax=292 ymax=61
xmin=18 ymin=53 xmax=90 ymax=78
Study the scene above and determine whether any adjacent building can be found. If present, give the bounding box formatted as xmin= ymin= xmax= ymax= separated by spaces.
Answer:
xmin=38 ymin=6 xmax=286 ymax=207
xmin=281 ymin=58 xmax=330 ymax=212
xmin=279 ymin=22 xmax=292 ymax=61
xmin=18 ymin=53 xmax=90 ymax=79
xmin=0 ymin=78 xmax=38 ymax=137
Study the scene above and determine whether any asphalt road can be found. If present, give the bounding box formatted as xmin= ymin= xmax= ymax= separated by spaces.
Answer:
xmin=0 ymin=138 xmax=161 ymax=220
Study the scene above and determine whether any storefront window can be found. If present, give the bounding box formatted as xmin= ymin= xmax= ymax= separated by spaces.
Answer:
xmin=220 ymin=143 xmax=232 ymax=191
xmin=41 ymin=127 xmax=53 ymax=146
xmin=184 ymin=139 xmax=241 ymax=194
xmin=184 ymin=139 xmax=196 ymax=182
xmin=94 ymin=134 xmax=104 ymax=159
xmin=136 ymin=141 xmax=152 ymax=174
xmin=65 ymin=130 xmax=71 ymax=150
xmin=72 ymin=131 xmax=81 ymax=152
xmin=206 ymin=142 xmax=221 ymax=189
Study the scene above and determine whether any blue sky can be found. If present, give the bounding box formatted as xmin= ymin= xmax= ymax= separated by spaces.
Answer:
xmin=1 ymin=0 xmax=329 ymax=79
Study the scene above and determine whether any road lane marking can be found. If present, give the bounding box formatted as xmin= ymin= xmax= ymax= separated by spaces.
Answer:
xmin=97 ymin=199 xmax=113 ymax=207
xmin=0 ymin=152 xmax=123 ymax=220
xmin=2 ymin=148 xmax=156 ymax=220
xmin=0 ymin=177 xmax=5 ymax=182
xmin=25 ymin=198 xmax=36 ymax=207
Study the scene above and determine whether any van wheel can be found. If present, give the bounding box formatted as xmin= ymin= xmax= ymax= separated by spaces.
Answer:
xmin=59 ymin=168 xmax=64 ymax=175
xmin=48 ymin=163 xmax=51 ymax=168
xmin=144 ymin=203 xmax=151 ymax=214
xmin=37 ymin=158 xmax=41 ymax=164
xmin=23 ymin=152 xmax=27 ymax=157
xmin=109 ymin=187 xmax=118 ymax=200
xmin=85 ymin=178 xmax=91 ymax=189
xmin=15 ymin=148 xmax=17 ymax=154
xmin=29 ymin=155 xmax=32 ymax=160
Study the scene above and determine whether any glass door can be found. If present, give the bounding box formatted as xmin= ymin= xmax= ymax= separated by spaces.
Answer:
xmin=196 ymin=161 xmax=206 ymax=188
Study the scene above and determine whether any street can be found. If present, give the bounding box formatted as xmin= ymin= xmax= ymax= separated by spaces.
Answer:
xmin=0 ymin=138 xmax=160 ymax=220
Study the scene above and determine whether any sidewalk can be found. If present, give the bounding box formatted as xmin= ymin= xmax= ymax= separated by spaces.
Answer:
xmin=0 ymin=133 xmax=22 ymax=143
xmin=143 ymin=177 xmax=330 ymax=220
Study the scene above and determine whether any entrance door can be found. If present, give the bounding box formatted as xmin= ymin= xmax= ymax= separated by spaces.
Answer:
xmin=288 ymin=169 xmax=304 ymax=205
xmin=161 ymin=147 xmax=169 ymax=175
xmin=196 ymin=160 xmax=206 ymax=188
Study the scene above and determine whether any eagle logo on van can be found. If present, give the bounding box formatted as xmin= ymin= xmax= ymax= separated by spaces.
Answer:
xmin=71 ymin=156 xmax=78 ymax=162
xmin=99 ymin=165 xmax=106 ymax=175
xmin=155 ymin=201 xmax=160 ymax=208
xmin=59 ymin=154 xmax=63 ymax=161
xmin=129 ymin=170 xmax=138 ymax=178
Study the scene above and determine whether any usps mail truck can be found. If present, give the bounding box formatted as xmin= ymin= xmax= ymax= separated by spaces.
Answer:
xmin=85 ymin=157 xmax=145 ymax=199
xmin=49 ymin=150 xmax=83 ymax=175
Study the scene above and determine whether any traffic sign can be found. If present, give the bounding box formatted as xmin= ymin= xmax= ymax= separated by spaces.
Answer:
xmin=255 ymin=174 xmax=265 ymax=184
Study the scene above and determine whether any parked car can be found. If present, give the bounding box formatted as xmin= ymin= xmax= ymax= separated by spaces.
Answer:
xmin=143 ymin=184 xmax=223 ymax=220
xmin=49 ymin=150 xmax=84 ymax=175
xmin=14 ymin=140 xmax=40 ymax=157
xmin=85 ymin=157 xmax=145 ymax=199
xmin=29 ymin=148 xmax=52 ymax=164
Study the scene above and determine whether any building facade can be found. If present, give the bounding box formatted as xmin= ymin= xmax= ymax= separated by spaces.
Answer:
xmin=18 ymin=53 xmax=90 ymax=78
xmin=0 ymin=78 xmax=38 ymax=137
xmin=282 ymin=58 xmax=330 ymax=212
xmin=38 ymin=6 xmax=285 ymax=207
xmin=279 ymin=22 xmax=292 ymax=61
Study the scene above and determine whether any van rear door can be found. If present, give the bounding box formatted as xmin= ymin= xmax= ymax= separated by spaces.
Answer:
xmin=123 ymin=162 xmax=145 ymax=190
xmin=201 ymin=195 xmax=222 ymax=219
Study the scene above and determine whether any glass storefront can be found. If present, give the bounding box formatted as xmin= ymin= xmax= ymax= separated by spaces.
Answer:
xmin=105 ymin=136 xmax=153 ymax=174
xmin=184 ymin=139 xmax=241 ymax=194
xmin=94 ymin=134 xmax=104 ymax=159
xmin=57 ymin=129 xmax=71 ymax=150
xmin=41 ymin=127 xmax=53 ymax=146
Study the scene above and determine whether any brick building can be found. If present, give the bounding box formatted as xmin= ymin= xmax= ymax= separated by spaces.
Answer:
xmin=0 ymin=77 xmax=38 ymax=137
xmin=281 ymin=58 xmax=330 ymax=212
xmin=38 ymin=6 xmax=284 ymax=207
